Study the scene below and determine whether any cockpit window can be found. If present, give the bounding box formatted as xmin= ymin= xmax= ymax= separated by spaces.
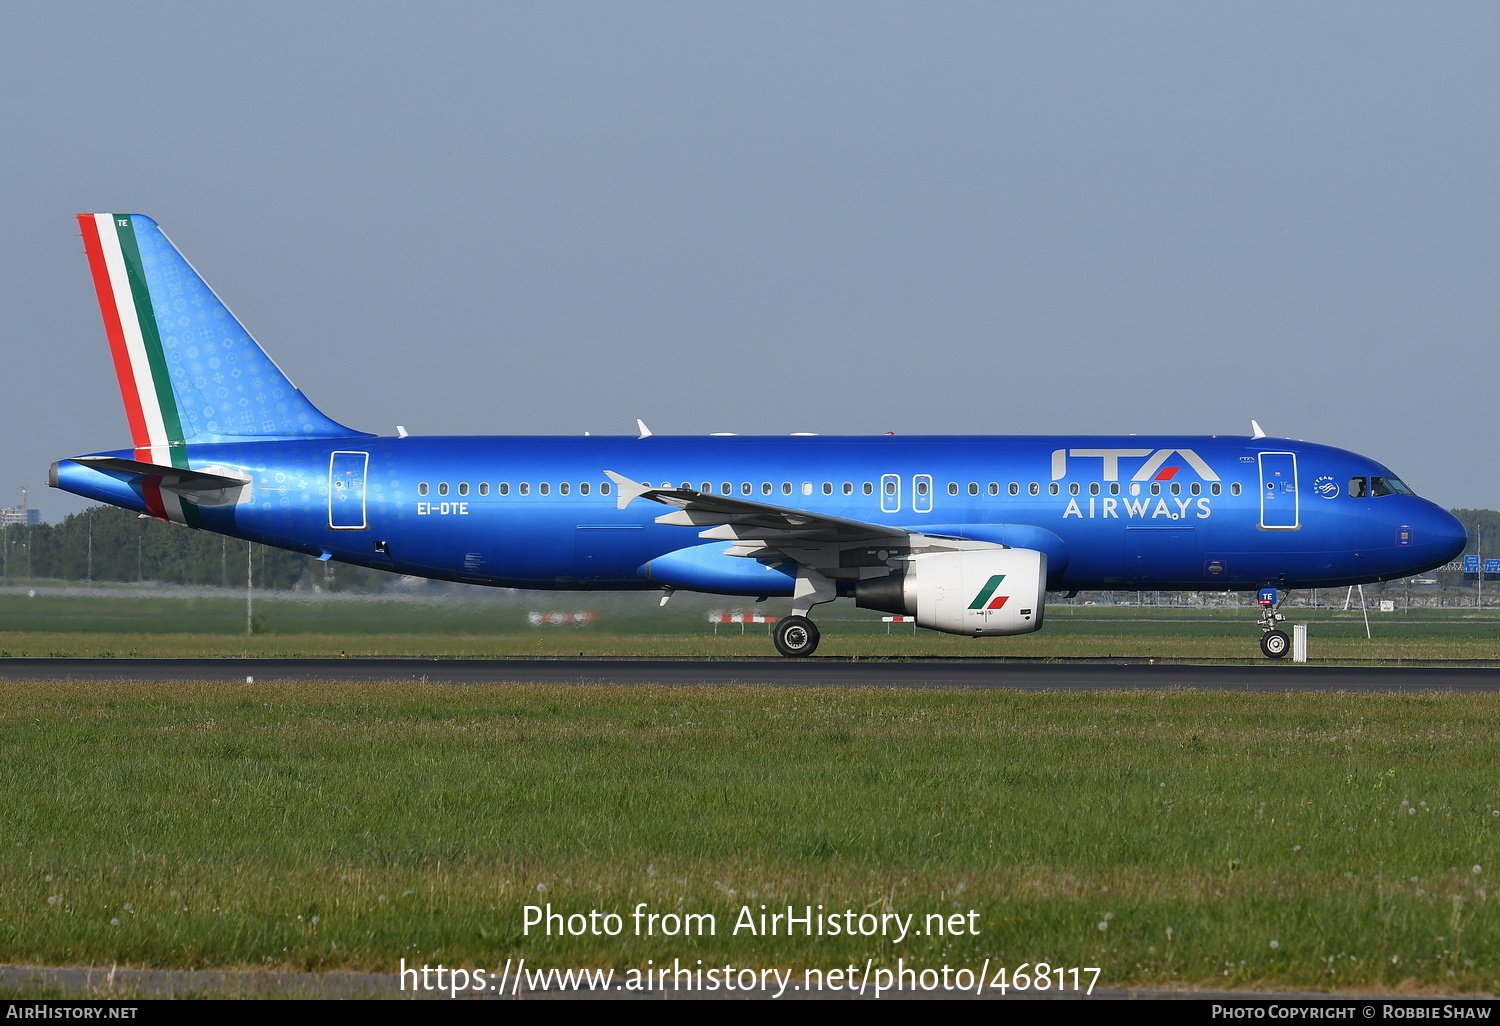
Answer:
xmin=1370 ymin=476 xmax=1414 ymax=497
xmin=1353 ymin=475 xmax=1415 ymax=497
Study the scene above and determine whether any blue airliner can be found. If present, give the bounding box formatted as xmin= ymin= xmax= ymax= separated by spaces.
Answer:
xmin=50 ymin=214 xmax=1467 ymax=658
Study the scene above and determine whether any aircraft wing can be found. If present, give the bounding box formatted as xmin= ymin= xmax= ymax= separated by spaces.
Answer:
xmin=605 ymin=470 xmax=908 ymax=545
xmin=603 ymin=468 xmax=1009 ymax=597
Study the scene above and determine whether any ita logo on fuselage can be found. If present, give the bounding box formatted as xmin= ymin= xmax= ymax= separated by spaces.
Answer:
xmin=1050 ymin=448 xmax=1220 ymax=483
xmin=1052 ymin=447 xmax=1219 ymax=522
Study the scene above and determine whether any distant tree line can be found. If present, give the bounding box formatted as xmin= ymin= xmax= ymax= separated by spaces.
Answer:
xmin=2 ymin=504 xmax=1492 ymax=594
xmin=1451 ymin=509 xmax=1500 ymax=556
xmin=1 ymin=506 xmax=389 ymax=591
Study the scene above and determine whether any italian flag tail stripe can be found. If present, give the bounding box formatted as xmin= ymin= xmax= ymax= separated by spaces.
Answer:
xmin=139 ymin=479 xmax=203 ymax=528
xmin=77 ymin=213 xmax=188 ymax=469
xmin=78 ymin=215 xmax=149 ymax=451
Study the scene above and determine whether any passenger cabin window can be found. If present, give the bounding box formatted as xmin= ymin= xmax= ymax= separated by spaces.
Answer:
xmin=600 ymin=482 xmax=611 ymax=495
xmin=438 ymin=483 xmax=449 ymax=496
xmin=1089 ymin=482 xmax=1099 ymax=496
xmin=1190 ymin=482 xmax=1200 ymax=495
xmin=1009 ymin=483 xmax=1019 ymax=496
xmin=1210 ymin=483 xmax=1221 ymax=496
xmin=519 ymin=483 xmax=530 ymax=496
xmin=842 ymin=482 xmax=853 ymax=495
xmin=763 ymin=482 xmax=773 ymax=495
xmin=742 ymin=482 xmax=752 ymax=495
xmin=783 ymin=482 xmax=793 ymax=495
xmin=539 ymin=483 xmax=550 ymax=496
xmin=989 ymin=482 xmax=999 ymax=496
xmin=1230 ymin=483 xmax=1241 ymax=496
xmin=721 ymin=482 xmax=732 ymax=495
xmin=418 ymin=482 xmax=429 ymax=496
xmin=863 ymin=482 xmax=873 ymax=495
xmin=969 ymin=482 xmax=979 ymax=496
xmin=580 ymin=482 xmax=590 ymax=495
xmin=1068 ymin=482 xmax=1079 ymax=496
xmin=1170 ymin=482 xmax=1180 ymax=495
xmin=1029 ymin=483 xmax=1039 ymax=496
xmin=822 ymin=482 xmax=832 ymax=495
xmin=1110 ymin=483 xmax=1120 ymax=496
xmin=1048 ymin=483 xmax=1059 ymax=496
xmin=560 ymin=482 xmax=570 ymax=495
xmin=1150 ymin=483 xmax=1161 ymax=495
xmin=457 ymin=482 xmax=469 ymax=496
xmin=884 ymin=481 xmax=896 ymax=496
xmin=479 ymin=482 xmax=489 ymax=496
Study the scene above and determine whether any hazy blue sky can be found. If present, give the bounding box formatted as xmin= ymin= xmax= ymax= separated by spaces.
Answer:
xmin=6 ymin=2 xmax=1499 ymax=520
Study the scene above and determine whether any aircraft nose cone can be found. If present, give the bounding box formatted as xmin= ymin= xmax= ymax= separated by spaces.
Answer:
xmin=1427 ymin=505 xmax=1468 ymax=563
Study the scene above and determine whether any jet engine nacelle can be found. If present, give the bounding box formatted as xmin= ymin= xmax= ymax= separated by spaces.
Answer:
xmin=856 ymin=547 xmax=1047 ymax=637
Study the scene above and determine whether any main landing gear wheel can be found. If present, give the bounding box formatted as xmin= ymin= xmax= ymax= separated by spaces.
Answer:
xmin=774 ymin=615 xmax=820 ymax=658
xmin=1260 ymin=629 xmax=1291 ymax=659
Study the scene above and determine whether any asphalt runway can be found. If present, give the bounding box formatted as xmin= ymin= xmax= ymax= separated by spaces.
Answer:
xmin=1 ymin=657 xmax=1498 ymax=690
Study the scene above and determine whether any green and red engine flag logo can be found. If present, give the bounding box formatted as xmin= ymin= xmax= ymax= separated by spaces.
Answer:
xmin=968 ymin=575 xmax=1008 ymax=611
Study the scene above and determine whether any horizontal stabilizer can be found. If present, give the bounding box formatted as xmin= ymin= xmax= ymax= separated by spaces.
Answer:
xmin=71 ymin=456 xmax=250 ymax=491
xmin=57 ymin=455 xmax=253 ymax=518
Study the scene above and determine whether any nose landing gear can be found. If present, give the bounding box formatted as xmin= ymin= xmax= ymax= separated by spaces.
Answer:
xmin=1256 ymin=587 xmax=1290 ymax=659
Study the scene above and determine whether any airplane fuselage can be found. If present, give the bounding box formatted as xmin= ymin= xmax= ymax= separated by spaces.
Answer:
xmin=54 ymin=213 xmax=1471 ymax=657
xmin=54 ymin=433 xmax=1464 ymax=595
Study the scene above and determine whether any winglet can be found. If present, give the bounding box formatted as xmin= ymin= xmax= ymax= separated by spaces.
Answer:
xmin=1251 ymin=419 xmax=1267 ymax=439
xmin=605 ymin=470 xmax=652 ymax=510
xmin=636 ymin=419 xmax=653 ymax=439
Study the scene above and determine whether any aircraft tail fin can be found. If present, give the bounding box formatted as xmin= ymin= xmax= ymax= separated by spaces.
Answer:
xmin=76 ymin=213 xmax=366 ymax=466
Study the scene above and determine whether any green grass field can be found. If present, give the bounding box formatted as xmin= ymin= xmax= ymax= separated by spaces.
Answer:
xmin=1 ymin=681 xmax=1497 ymax=993
xmin=0 ymin=588 xmax=1498 ymax=661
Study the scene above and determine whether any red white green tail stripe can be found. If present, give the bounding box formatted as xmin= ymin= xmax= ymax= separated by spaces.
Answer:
xmin=78 ymin=213 xmax=187 ymax=470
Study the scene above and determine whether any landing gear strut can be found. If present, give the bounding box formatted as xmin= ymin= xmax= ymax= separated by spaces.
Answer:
xmin=774 ymin=615 xmax=820 ymax=657
xmin=773 ymin=569 xmax=835 ymax=658
xmin=1256 ymin=587 xmax=1289 ymax=659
